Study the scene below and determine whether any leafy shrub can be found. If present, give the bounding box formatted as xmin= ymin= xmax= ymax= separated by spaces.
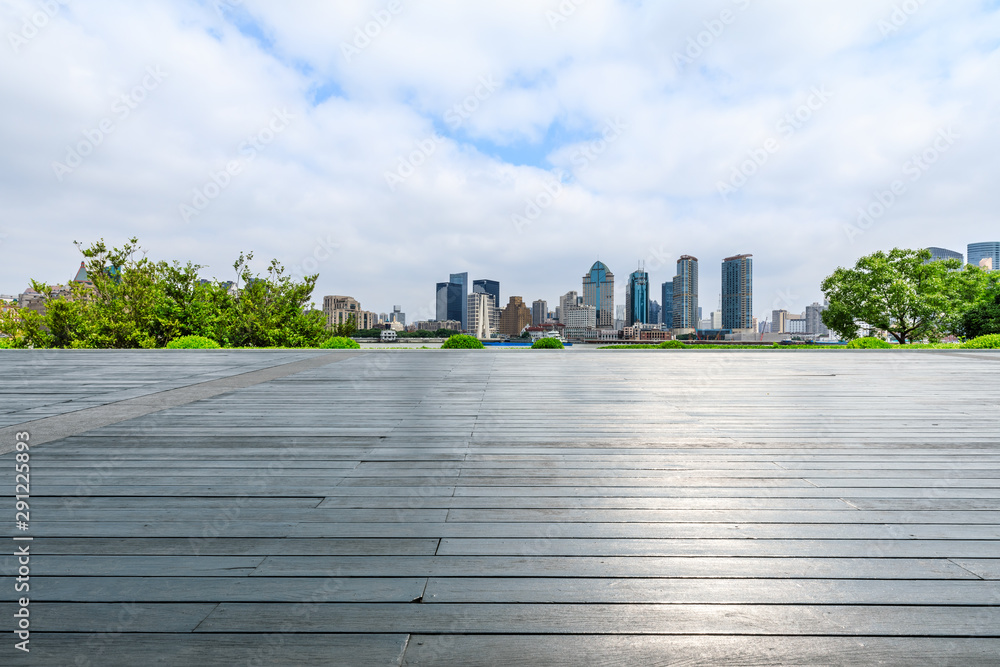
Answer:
xmin=658 ymin=340 xmax=689 ymax=349
xmin=0 ymin=336 xmax=17 ymax=349
xmin=531 ymin=337 xmax=564 ymax=349
xmin=441 ymin=334 xmax=484 ymax=349
xmin=963 ymin=334 xmax=1000 ymax=349
xmin=846 ymin=336 xmax=892 ymax=349
xmin=165 ymin=335 xmax=220 ymax=349
xmin=320 ymin=336 xmax=361 ymax=349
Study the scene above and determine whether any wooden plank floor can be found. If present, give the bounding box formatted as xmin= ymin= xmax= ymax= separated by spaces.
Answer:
xmin=2 ymin=349 xmax=1000 ymax=665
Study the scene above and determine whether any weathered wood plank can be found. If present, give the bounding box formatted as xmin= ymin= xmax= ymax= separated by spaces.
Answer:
xmin=400 ymin=636 xmax=1000 ymax=667
xmin=248 ymin=555 xmax=977 ymax=579
xmin=3 ymin=634 xmax=409 ymax=667
xmin=423 ymin=577 xmax=1000 ymax=604
xmin=2 ymin=576 xmax=426 ymax=602
xmin=196 ymin=602 xmax=1000 ymax=635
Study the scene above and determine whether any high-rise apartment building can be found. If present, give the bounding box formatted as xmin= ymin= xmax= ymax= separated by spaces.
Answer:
xmin=449 ymin=272 xmax=468 ymax=331
xmin=436 ymin=281 xmax=464 ymax=326
xmin=661 ymin=281 xmax=673 ymax=327
xmin=672 ymin=256 xmax=698 ymax=330
xmin=498 ymin=296 xmax=531 ymax=337
xmin=625 ymin=267 xmax=650 ymax=325
xmin=558 ymin=291 xmax=578 ymax=323
xmin=968 ymin=242 xmax=1000 ymax=272
xmin=722 ymin=254 xmax=753 ymax=330
xmin=805 ymin=302 xmax=829 ymax=336
xmin=582 ymin=261 xmax=615 ymax=328
xmin=531 ymin=299 xmax=548 ymax=326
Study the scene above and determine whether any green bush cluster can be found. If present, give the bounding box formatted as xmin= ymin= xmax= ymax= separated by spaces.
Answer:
xmin=658 ymin=340 xmax=688 ymax=349
xmin=165 ymin=335 xmax=221 ymax=349
xmin=441 ymin=334 xmax=484 ymax=349
xmin=531 ymin=337 xmax=564 ymax=349
xmin=320 ymin=336 xmax=361 ymax=349
xmin=845 ymin=337 xmax=892 ymax=349
xmin=963 ymin=334 xmax=1000 ymax=349
xmin=0 ymin=238 xmax=329 ymax=349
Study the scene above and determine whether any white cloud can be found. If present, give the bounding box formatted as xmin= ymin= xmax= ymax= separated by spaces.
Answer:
xmin=1 ymin=0 xmax=998 ymax=321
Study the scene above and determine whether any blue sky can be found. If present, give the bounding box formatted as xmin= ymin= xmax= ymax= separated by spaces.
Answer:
xmin=1 ymin=0 xmax=998 ymax=322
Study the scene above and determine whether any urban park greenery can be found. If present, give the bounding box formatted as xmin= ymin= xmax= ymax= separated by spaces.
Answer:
xmin=0 ymin=238 xmax=328 ymax=349
xmin=821 ymin=248 xmax=995 ymax=344
xmin=440 ymin=334 xmax=484 ymax=349
xmin=319 ymin=336 xmax=361 ymax=349
xmin=531 ymin=337 xmax=565 ymax=349
xmin=165 ymin=335 xmax=221 ymax=349
xmin=844 ymin=336 xmax=892 ymax=349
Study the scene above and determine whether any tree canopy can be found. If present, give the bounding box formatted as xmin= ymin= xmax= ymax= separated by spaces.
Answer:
xmin=821 ymin=248 xmax=989 ymax=344
xmin=0 ymin=238 xmax=328 ymax=348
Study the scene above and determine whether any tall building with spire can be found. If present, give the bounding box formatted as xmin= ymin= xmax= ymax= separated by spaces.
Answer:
xmin=582 ymin=261 xmax=614 ymax=328
xmin=625 ymin=265 xmax=650 ymax=325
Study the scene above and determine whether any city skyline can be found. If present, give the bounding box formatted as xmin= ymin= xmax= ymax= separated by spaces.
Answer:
xmin=2 ymin=2 xmax=998 ymax=324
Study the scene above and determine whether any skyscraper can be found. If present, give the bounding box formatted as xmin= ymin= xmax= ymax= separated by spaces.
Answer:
xmin=450 ymin=272 xmax=468 ymax=331
xmin=557 ymin=291 xmax=578 ymax=323
xmin=625 ymin=266 xmax=650 ymax=325
xmin=468 ymin=291 xmax=497 ymax=339
xmin=672 ymin=256 xmax=698 ymax=330
xmin=926 ymin=247 xmax=963 ymax=264
xmin=499 ymin=296 xmax=531 ymax=336
xmin=582 ymin=261 xmax=614 ymax=328
xmin=805 ymin=302 xmax=829 ymax=336
xmin=968 ymin=242 xmax=1000 ymax=272
xmin=436 ymin=281 xmax=463 ymax=325
xmin=531 ymin=300 xmax=548 ymax=326
xmin=472 ymin=279 xmax=500 ymax=309
xmin=722 ymin=254 xmax=753 ymax=330
xmin=661 ymin=281 xmax=673 ymax=327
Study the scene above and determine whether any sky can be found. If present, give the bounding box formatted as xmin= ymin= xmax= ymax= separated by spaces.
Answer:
xmin=2 ymin=0 xmax=998 ymax=324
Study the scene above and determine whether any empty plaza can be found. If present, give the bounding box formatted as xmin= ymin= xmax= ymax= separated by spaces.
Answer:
xmin=2 ymin=349 xmax=999 ymax=665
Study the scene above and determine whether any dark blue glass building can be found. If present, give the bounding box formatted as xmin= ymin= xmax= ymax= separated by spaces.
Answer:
xmin=626 ymin=268 xmax=649 ymax=325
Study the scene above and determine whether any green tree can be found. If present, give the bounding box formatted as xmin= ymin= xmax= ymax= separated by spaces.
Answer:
xmin=958 ymin=274 xmax=1000 ymax=339
xmin=1 ymin=239 xmax=328 ymax=349
xmin=331 ymin=314 xmax=358 ymax=338
xmin=223 ymin=251 xmax=327 ymax=348
xmin=821 ymin=248 xmax=986 ymax=344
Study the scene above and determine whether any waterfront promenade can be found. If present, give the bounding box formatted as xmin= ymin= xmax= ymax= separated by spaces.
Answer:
xmin=2 ymin=349 xmax=1000 ymax=665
